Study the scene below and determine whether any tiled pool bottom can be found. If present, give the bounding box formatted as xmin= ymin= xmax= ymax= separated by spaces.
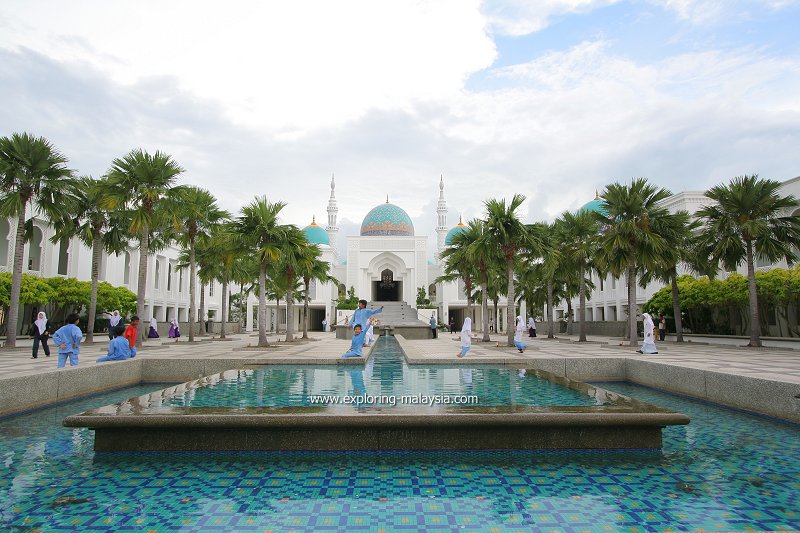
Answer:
xmin=1 ymin=385 xmax=798 ymax=532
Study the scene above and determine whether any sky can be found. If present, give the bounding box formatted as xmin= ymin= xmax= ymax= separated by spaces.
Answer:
xmin=2 ymin=0 xmax=799 ymax=259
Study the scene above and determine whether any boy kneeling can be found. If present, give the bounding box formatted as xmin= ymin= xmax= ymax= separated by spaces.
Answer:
xmin=341 ymin=324 xmax=366 ymax=358
xmin=96 ymin=325 xmax=134 ymax=362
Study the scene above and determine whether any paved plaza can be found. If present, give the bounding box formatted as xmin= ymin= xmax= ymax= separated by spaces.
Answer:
xmin=2 ymin=331 xmax=799 ymax=385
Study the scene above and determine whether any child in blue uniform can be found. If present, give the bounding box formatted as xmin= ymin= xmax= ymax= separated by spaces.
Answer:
xmin=96 ymin=326 xmax=134 ymax=362
xmin=341 ymin=324 xmax=367 ymax=358
xmin=52 ymin=313 xmax=83 ymax=368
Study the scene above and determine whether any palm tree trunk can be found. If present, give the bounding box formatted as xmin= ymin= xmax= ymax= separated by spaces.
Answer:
xmin=578 ymin=265 xmax=587 ymax=342
xmin=302 ymin=278 xmax=310 ymax=339
xmin=87 ymin=233 xmax=102 ymax=343
xmin=258 ymin=262 xmax=268 ymax=346
xmin=546 ymin=279 xmax=554 ymax=339
xmin=188 ymin=239 xmax=196 ymax=342
xmin=199 ymin=283 xmax=206 ymax=337
xmin=627 ymin=262 xmax=638 ymax=346
xmin=136 ymin=227 xmax=149 ymax=348
xmin=481 ymin=280 xmax=490 ymax=342
xmin=5 ymin=208 xmax=27 ymax=348
xmin=506 ymin=259 xmax=515 ymax=346
xmin=746 ymin=241 xmax=762 ymax=347
xmin=285 ymin=271 xmax=294 ymax=342
xmin=220 ymin=279 xmax=228 ymax=339
xmin=671 ymin=270 xmax=684 ymax=342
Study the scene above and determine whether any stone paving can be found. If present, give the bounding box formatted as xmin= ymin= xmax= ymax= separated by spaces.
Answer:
xmin=2 ymin=330 xmax=800 ymax=385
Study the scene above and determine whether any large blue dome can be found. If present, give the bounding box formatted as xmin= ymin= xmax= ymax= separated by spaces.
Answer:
xmin=445 ymin=218 xmax=467 ymax=245
xmin=579 ymin=193 xmax=608 ymax=216
xmin=360 ymin=201 xmax=414 ymax=236
xmin=303 ymin=217 xmax=330 ymax=245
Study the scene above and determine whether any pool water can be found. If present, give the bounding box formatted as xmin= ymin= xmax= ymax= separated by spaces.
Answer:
xmin=1 ymin=382 xmax=798 ymax=531
xmin=163 ymin=337 xmax=606 ymax=409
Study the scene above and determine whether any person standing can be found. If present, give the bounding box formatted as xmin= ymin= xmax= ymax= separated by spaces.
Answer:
xmin=514 ymin=316 xmax=528 ymax=353
xmin=349 ymin=300 xmax=383 ymax=333
xmin=365 ymin=318 xmax=375 ymax=346
xmin=31 ymin=311 xmax=52 ymax=359
xmin=52 ymin=313 xmax=82 ymax=368
xmin=457 ymin=317 xmax=472 ymax=358
xmin=637 ymin=313 xmax=658 ymax=354
xmin=322 ymin=316 xmax=328 ymax=332
xmin=527 ymin=316 xmax=537 ymax=338
xmin=449 ymin=316 xmax=455 ymax=333
xmin=168 ymin=318 xmax=180 ymax=340
xmin=108 ymin=310 xmax=123 ymax=340
xmin=429 ymin=315 xmax=437 ymax=339
xmin=148 ymin=317 xmax=160 ymax=338
xmin=489 ymin=317 xmax=494 ymax=333
xmin=123 ymin=316 xmax=140 ymax=356
xmin=658 ymin=313 xmax=667 ymax=341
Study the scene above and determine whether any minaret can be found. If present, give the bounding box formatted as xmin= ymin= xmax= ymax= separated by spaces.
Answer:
xmin=326 ymin=174 xmax=339 ymax=259
xmin=436 ymin=175 xmax=448 ymax=263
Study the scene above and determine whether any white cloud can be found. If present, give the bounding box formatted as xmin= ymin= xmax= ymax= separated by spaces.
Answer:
xmin=482 ymin=0 xmax=621 ymax=36
xmin=651 ymin=0 xmax=799 ymax=22
xmin=0 ymin=0 xmax=496 ymax=134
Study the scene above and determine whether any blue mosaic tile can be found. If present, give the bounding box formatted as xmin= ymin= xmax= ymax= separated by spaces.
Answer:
xmin=1 ymin=378 xmax=800 ymax=532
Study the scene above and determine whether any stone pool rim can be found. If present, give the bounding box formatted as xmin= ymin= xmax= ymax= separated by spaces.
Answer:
xmin=63 ymin=364 xmax=689 ymax=452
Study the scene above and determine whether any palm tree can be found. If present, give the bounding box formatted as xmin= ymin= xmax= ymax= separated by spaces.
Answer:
xmin=484 ymin=194 xmax=532 ymax=346
xmin=555 ymin=210 xmax=601 ymax=342
xmin=0 ymin=132 xmax=74 ymax=347
xmin=532 ymin=222 xmax=562 ymax=339
xmin=234 ymin=197 xmax=287 ymax=347
xmin=438 ymin=228 xmax=479 ymax=327
xmin=696 ymin=175 xmax=800 ymax=347
xmin=297 ymin=245 xmax=336 ymax=339
xmin=462 ymin=219 xmax=499 ymax=341
xmin=107 ymin=149 xmax=184 ymax=346
xmin=171 ymin=186 xmax=229 ymax=342
xmin=596 ymin=178 xmax=672 ymax=346
xmin=50 ymin=176 xmax=127 ymax=343
xmin=639 ymin=212 xmax=706 ymax=343
xmin=276 ymin=226 xmax=307 ymax=342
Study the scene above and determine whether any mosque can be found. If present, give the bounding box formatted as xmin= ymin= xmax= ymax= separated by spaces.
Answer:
xmin=245 ymin=176 xmax=507 ymax=334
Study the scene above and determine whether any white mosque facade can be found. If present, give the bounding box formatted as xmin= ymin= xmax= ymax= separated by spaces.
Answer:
xmin=245 ymin=176 xmax=511 ymax=334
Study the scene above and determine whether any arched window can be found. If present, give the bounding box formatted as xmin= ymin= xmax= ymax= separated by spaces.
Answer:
xmin=57 ymin=238 xmax=69 ymax=275
xmin=309 ymin=279 xmax=317 ymax=300
xmin=123 ymin=252 xmax=131 ymax=285
xmin=178 ymin=268 xmax=183 ymax=292
xmin=0 ymin=218 xmax=10 ymax=266
xmin=27 ymin=226 xmax=43 ymax=271
xmin=155 ymin=260 xmax=161 ymax=289
xmin=167 ymin=263 xmax=173 ymax=291
xmin=209 ymin=282 xmax=215 ymax=297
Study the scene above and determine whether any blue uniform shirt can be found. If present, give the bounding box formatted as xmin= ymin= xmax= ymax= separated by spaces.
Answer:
xmin=107 ymin=336 xmax=133 ymax=360
xmin=349 ymin=307 xmax=382 ymax=331
xmin=52 ymin=324 xmax=83 ymax=355
xmin=348 ymin=330 xmax=367 ymax=356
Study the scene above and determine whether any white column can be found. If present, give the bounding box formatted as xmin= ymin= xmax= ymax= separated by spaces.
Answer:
xmin=246 ymin=298 xmax=254 ymax=332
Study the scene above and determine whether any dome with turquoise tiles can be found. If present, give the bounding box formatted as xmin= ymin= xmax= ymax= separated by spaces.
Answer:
xmin=303 ymin=216 xmax=330 ymax=246
xmin=445 ymin=217 xmax=467 ymax=245
xmin=360 ymin=200 xmax=414 ymax=236
xmin=579 ymin=192 xmax=608 ymax=216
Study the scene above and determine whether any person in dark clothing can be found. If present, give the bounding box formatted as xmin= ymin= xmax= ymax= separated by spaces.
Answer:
xmin=31 ymin=311 xmax=52 ymax=359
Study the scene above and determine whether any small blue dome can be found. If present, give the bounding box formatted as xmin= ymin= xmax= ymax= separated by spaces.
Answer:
xmin=579 ymin=193 xmax=608 ymax=216
xmin=445 ymin=218 xmax=467 ymax=245
xmin=360 ymin=200 xmax=414 ymax=236
xmin=303 ymin=217 xmax=330 ymax=245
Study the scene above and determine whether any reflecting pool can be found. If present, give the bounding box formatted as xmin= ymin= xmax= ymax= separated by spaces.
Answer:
xmin=1 ymin=380 xmax=798 ymax=531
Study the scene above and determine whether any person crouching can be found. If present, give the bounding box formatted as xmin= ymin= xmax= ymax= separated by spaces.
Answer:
xmin=341 ymin=324 xmax=366 ymax=358
xmin=96 ymin=325 xmax=134 ymax=362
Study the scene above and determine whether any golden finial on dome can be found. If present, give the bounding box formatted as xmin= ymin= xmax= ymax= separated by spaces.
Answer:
xmin=386 ymin=195 xmax=389 ymax=203
xmin=595 ymin=189 xmax=600 ymax=199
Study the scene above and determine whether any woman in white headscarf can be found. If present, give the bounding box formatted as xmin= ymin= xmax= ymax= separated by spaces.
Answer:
xmin=514 ymin=316 xmax=527 ymax=353
xmin=637 ymin=313 xmax=658 ymax=354
xmin=168 ymin=318 xmax=180 ymax=340
xmin=457 ymin=317 xmax=472 ymax=358
xmin=108 ymin=310 xmax=123 ymax=340
xmin=527 ymin=316 xmax=537 ymax=337
xmin=147 ymin=317 xmax=160 ymax=338
xmin=32 ymin=311 xmax=52 ymax=358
